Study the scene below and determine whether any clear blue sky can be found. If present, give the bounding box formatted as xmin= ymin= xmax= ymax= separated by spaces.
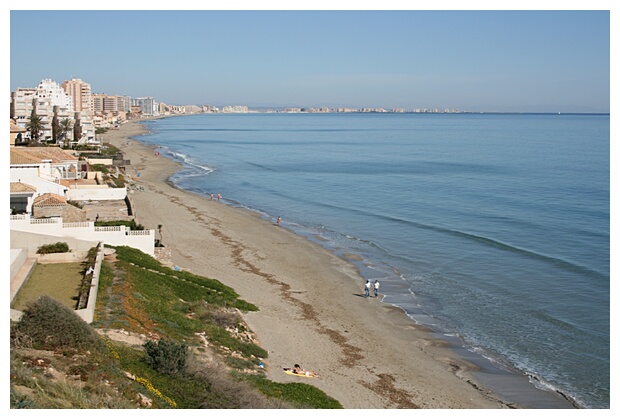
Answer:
xmin=8 ymin=7 xmax=612 ymax=112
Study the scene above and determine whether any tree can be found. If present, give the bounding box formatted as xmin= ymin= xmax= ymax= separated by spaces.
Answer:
xmin=25 ymin=112 xmax=44 ymax=145
xmin=60 ymin=118 xmax=73 ymax=146
xmin=73 ymin=116 xmax=82 ymax=146
xmin=51 ymin=112 xmax=60 ymax=144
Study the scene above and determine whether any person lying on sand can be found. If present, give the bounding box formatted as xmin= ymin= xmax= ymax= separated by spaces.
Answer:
xmin=283 ymin=364 xmax=320 ymax=377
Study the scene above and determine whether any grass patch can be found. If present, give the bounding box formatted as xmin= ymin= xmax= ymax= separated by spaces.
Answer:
xmin=113 ymin=245 xmax=257 ymax=311
xmin=11 ymin=263 xmax=84 ymax=311
xmin=243 ymin=373 xmax=343 ymax=408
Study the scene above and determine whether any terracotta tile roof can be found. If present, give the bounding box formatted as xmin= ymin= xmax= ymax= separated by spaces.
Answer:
xmin=10 ymin=147 xmax=78 ymax=165
xmin=10 ymin=149 xmax=40 ymax=164
xmin=10 ymin=182 xmax=37 ymax=193
xmin=33 ymin=193 xmax=67 ymax=206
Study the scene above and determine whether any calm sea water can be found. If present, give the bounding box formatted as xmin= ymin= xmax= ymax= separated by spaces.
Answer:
xmin=138 ymin=113 xmax=609 ymax=408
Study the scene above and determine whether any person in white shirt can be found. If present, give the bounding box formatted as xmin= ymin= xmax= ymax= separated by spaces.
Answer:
xmin=373 ymin=280 xmax=380 ymax=297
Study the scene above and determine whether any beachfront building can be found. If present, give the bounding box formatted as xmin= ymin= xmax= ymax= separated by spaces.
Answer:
xmin=221 ymin=105 xmax=249 ymax=113
xmin=132 ymin=97 xmax=158 ymax=117
xmin=159 ymin=103 xmax=202 ymax=115
xmin=9 ymin=144 xmax=129 ymax=212
xmin=62 ymin=78 xmax=93 ymax=115
xmin=10 ymin=182 xmax=37 ymax=215
xmin=118 ymin=95 xmax=132 ymax=113
xmin=11 ymin=79 xmax=96 ymax=145
xmin=10 ymin=79 xmax=73 ymax=143
xmin=11 ymin=87 xmax=38 ymax=136
xmin=92 ymin=94 xmax=130 ymax=127
xmin=9 ymin=147 xmax=80 ymax=206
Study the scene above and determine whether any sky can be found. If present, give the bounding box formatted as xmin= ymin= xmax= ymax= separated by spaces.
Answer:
xmin=6 ymin=2 xmax=615 ymax=113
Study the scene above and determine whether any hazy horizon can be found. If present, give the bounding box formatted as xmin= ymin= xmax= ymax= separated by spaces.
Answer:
xmin=8 ymin=6 xmax=612 ymax=113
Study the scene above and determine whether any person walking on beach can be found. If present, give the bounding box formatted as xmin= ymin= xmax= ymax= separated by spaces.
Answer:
xmin=210 ymin=193 xmax=214 ymax=200
xmin=365 ymin=280 xmax=371 ymax=297
xmin=374 ymin=280 xmax=380 ymax=297
xmin=217 ymin=193 xmax=221 ymax=201
xmin=277 ymin=216 xmax=281 ymax=226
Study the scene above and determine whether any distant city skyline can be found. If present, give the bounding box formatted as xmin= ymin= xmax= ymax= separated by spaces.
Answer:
xmin=8 ymin=6 xmax=612 ymax=113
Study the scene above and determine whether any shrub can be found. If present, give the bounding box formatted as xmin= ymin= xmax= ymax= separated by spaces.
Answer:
xmin=184 ymin=363 xmax=292 ymax=409
xmin=36 ymin=242 xmax=70 ymax=254
xmin=110 ymin=173 xmax=126 ymax=188
xmin=10 ymin=386 xmax=37 ymax=408
xmin=143 ymin=339 xmax=188 ymax=376
xmin=91 ymin=164 xmax=109 ymax=174
xmin=11 ymin=296 xmax=105 ymax=352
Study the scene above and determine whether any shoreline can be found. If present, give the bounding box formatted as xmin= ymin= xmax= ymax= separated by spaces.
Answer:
xmin=99 ymin=118 xmax=572 ymax=409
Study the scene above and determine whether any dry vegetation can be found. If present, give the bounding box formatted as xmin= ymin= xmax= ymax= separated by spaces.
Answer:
xmin=10 ymin=245 xmax=342 ymax=409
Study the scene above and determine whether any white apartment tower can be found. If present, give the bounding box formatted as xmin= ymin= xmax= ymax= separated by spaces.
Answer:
xmin=132 ymin=97 xmax=158 ymax=116
xmin=36 ymin=79 xmax=74 ymax=112
xmin=12 ymin=79 xmax=95 ymax=144
xmin=11 ymin=79 xmax=74 ymax=142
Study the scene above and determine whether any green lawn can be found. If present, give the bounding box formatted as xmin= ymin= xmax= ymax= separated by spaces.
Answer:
xmin=12 ymin=263 xmax=84 ymax=311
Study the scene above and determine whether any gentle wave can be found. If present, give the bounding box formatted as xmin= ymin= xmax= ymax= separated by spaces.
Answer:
xmin=301 ymin=197 xmax=607 ymax=282
xmin=163 ymin=148 xmax=215 ymax=175
xmin=445 ymin=229 xmax=608 ymax=282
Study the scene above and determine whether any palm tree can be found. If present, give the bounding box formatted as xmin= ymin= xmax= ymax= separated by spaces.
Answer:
xmin=25 ymin=113 xmax=44 ymax=145
xmin=59 ymin=118 xmax=73 ymax=147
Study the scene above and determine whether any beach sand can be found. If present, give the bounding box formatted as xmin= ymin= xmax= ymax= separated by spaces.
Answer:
xmin=99 ymin=119 xmax=508 ymax=409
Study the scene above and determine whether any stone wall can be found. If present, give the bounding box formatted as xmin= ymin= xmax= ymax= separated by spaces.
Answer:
xmin=154 ymin=246 xmax=172 ymax=265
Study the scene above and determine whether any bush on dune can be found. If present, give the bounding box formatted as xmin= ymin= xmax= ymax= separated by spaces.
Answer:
xmin=11 ymin=296 xmax=105 ymax=352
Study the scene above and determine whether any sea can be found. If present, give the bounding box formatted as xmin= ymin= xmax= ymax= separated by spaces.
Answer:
xmin=137 ymin=112 xmax=610 ymax=409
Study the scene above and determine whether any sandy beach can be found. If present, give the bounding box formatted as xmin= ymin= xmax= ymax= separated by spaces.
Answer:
xmin=99 ymin=119 xmax=509 ymax=409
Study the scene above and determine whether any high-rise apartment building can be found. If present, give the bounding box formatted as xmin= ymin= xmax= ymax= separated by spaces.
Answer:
xmin=12 ymin=79 xmax=95 ymax=144
xmin=11 ymin=88 xmax=37 ymax=125
xmin=11 ymin=79 xmax=74 ymax=142
xmin=132 ymin=97 xmax=158 ymax=116
xmin=62 ymin=78 xmax=93 ymax=115
xmin=92 ymin=93 xmax=132 ymax=125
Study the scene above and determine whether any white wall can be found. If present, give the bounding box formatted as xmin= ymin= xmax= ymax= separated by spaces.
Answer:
xmin=11 ymin=230 xmax=100 ymax=257
xmin=86 ymin=158 xmax=114 ymax=165
xmin=10 ymin=248 xmax=27 ymax=281
xmin=10 ymin=215 xmax=154 ymax=255
xmin=11 ymin=166 xmax=68 ymax=197
xmin=66 ymin=187 xmax=127 ymax=201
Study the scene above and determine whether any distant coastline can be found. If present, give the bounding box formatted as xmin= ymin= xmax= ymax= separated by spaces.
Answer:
xmin=133 ymin=109 xmax=610 ymax=119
